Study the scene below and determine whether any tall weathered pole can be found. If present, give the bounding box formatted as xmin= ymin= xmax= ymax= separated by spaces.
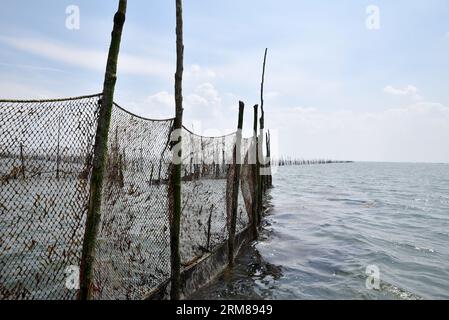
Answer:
xmin=79 ymin=0 xmax=127 ymax=300
xmin=251 ymin=104 xmax=259 ymax=239
xmin=170 ymin=0 xmax=184 ymax=300
xmin=228 ymin=101 xmax=245 ymax=267
xmin=259 ymin=49 xmax=268 ymax=193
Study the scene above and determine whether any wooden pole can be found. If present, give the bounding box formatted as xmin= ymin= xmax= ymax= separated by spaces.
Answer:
xmin=257 ymin=49 xmax=268 ymax=216
xmin=258 ymin=48 xmax=268 ymax=192
xmin=251 ymin=104 xmax=259 ymax=239
xmin=170 ymin=0 xmax=184 ymax=301
xmin=78 ymin=0 xmax=127 ymax=300
xmin=228 ymin=101 xmax=244 ymax=267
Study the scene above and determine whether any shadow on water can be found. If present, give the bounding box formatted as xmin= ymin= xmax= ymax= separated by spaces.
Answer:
xmin=191 ymin=196 xmax=283 ymax=300
xmin=191 ymin=244 xmax=283 ymax=300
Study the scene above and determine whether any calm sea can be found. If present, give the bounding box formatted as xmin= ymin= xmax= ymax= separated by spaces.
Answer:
xmin=193 ymin=162 xmax=449 ymax=300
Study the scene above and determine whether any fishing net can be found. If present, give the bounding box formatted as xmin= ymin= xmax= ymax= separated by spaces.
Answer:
xmin=179 ymin=130 xmax=236 ymax=266
xmin=0 ymin=95 xmax=257 ymax=300
xmin=91 ymin=103 xmax=174 ymax=300
xmin=0 ymin=94 xmax=101 ymax=300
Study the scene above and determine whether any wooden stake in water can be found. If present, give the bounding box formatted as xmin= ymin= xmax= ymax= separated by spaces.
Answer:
xmin=228 ymin=101 xmax=245 ymax=266
xmin=259 ymin=48 xmax=268 ymax=193
xmin=170 ymin=0 xmax=185 ymax=301
xmin=252 ymin=104 xmax=259 ymax=239
xmin=78 ymin=0 xmax=127 ymax=300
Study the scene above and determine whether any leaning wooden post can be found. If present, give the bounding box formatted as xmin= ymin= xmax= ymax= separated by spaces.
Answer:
xmin=251 ymin=104 xmax=259 ymax=239
xmin=228 ymin=101 xmax=245 ymax=267
xmin=78 ymin=0 xmax=127 ymax=300
xmin=170 ymin=0 xmax=184 ymax=301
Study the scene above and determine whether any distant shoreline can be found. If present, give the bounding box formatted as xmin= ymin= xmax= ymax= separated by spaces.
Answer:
xmin=273 ymin=160 xmax=449 ymax=166
xmin=273 ymin=159 xmax=354 ymax=166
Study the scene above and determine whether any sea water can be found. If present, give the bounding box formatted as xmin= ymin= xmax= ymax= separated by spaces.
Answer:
xmin=193 ymin=162 xmax=449 ymax=300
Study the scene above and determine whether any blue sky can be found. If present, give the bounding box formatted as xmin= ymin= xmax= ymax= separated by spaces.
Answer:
xmin=1 ymin=0 xmax=449 ymax=162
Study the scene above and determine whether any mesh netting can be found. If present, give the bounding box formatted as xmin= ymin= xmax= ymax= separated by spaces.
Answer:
xmin=0 ymin=95 xmax=256 ymax=300
xmin=92 ymin=103 xmax=174 ymax=300
xmin=179 ymin=131 xmax=255 ymax=266
xmin=180 ymin=130 xmax=236 ymax=266
xmin=0 ymin=94 xmax=101 ymax=300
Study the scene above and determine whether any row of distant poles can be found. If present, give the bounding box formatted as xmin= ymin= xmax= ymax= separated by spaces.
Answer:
xmin=77 ymin=0 xmax=272 ymax=300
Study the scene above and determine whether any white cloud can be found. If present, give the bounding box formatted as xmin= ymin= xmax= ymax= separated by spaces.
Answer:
xmin=0 ymin=35 xmax=173 ymax=78
xmin=0 ymin=62 xmax=64 ymax=73
xmin=185 ymin=64 xmax=216 ymax=80
xmin=383 ymin=85 xmax=422 ymax=100
xmin=142 ymin=82 xmax=228 ymax=127
xmin=269 ymin=102 xmax=449 ymax=163
xmin=146 ymin=91 xmax=174 ymax=107
xmin=0 ymin=36 xmax=228 ymax=84
xmin=144 ymin=91 xmax=175 ymax=118
xmin=193 ymin=83 xmax=221 ymax=106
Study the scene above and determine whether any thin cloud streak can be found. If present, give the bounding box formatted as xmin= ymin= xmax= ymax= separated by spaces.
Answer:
xmin=0 ymin=35 xmax=174 ymax=78
xmin=0 ymin=62 xmax=65 ymax=73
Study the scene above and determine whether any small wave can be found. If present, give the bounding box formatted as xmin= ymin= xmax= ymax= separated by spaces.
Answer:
xmin=436 ymin=231 xmax=449 ymax=238
xmin=326 ymin=198 xmax=376 ymax=207
xmin=393 ymin=241 xmax=436 ymax=253
xmin=414 ymin=246 xmax=435 ymax=253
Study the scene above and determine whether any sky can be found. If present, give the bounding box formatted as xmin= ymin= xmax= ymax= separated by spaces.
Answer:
xmin=0 ymin=0 xmax=449 ymax=163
